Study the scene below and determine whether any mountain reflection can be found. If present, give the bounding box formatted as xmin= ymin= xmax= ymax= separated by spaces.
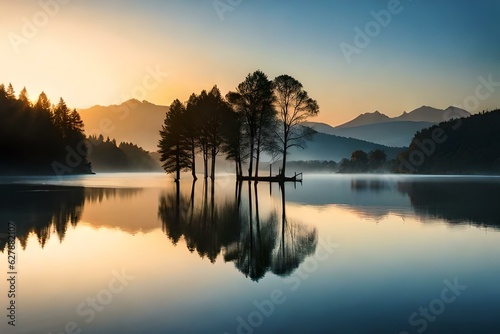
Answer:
xmin=397 ymin=179 xmax=500 ymax=227
xmin=158 ymin=181 xmax=318 ymax=281
xmin=0 ymin=185 xmax=141 ymax=250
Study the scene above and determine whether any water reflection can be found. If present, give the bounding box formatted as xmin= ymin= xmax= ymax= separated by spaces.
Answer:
xmin=158 ymin=181 xmax=318 ymax=281
xmin=285 ymin=175 xmax=500 ymax=229
xmin=85 ymin=187 xmax=142 ymax=203
xmin=397 ymin=178 xmax=500 ymax=227
xmin=158 ymin=181 xmax=241 ymax=262
xmin=0 ymin=185 xmax=141 ymax=250
xmin=271 ymin=184 xmax=318 ymax=276
xmin=351 ymin=179 xmax=389 ymax=192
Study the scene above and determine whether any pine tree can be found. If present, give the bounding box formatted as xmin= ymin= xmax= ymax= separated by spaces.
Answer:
xmin=158 ymin=99 xmax=191 ymax=181
xmin=53 ymin=98 xmax=71 ymax=138
xmin=5 ymin=83 xmax=15 ymax=100
xmin=18 ymin=87 xmax=31 ymax=108
xmin=185 ymin=93 xmax=200 ymax=180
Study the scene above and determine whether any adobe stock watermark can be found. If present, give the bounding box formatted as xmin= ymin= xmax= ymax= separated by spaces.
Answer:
xmin=2 ymin=222 xmax=18 ymax=327
xmin=399 ymin=277 xmax=467 ymax=334
xmin=8 ymin=0 xmax=72 ymax=54
xmin=48 ymin=268 xmax=135 ymax=334
xmin=398 ymin=73 xmax=499 ymax=172
xmin=340 ymin=0 xmax=412 ymax=64
xmin=51 ymin=64 xmax=169 ymax=179
xmin=213 ymin=0 xmax=243 ymax=21
xmin=224 ymin=237 xmax=340 ymax=334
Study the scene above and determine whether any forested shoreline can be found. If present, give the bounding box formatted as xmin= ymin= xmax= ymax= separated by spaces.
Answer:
xmin=2 ymin=76 xmax=498 ymax=178
xmin=0 ymin=83 xmax=91 ymax=175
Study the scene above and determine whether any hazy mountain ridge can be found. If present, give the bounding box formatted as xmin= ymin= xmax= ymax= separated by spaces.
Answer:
xmin=336 ymin=110 xmax=390 ymax=128
xmin=335 ymin=105 xmax=470 ymax=128
xmin=289 ymin=132 xmax=406 ymax=162
xmin=78 ymin=99 xmax=168 ymax=152
xmin=304 ymin=121 xmax=434 ymax=147
xmin=305 ymin=105 xmax=470 ymax=147
xmin=393 ymin=106 xmax=469 ymax=123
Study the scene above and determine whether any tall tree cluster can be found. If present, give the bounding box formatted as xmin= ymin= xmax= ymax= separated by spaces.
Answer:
xmin=0 ymin=83 xmax=91 ymax=175
xmin=158 ymin=86 xmax=234 ymax=181
xmin=158 ymin=71 xmax=320 ymax=181
xmin=226 ymin=70 xmax=277 ymax=179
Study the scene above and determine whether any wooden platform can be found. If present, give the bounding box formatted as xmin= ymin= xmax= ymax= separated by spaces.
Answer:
xmin=237 ymin=173 xmax=303 ymax=183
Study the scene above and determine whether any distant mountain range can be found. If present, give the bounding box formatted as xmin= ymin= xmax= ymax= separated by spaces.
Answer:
xmin=78 ymin=99 xmax=168 ymax=152
xmin=305 ymin=106 xmax=470 ymax=147
xmin=78 ymin=101 xmax=469 ymax=163
xmin=336 ymin=110 xmax=390 ymax=128
xmin=289 ymin=132 xmax=405 ymax=162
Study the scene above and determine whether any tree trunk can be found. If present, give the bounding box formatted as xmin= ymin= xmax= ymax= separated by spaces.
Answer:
xmin=175 ymin=145 xmax=180 ymax=182
xmin=211 ymin=149 xmax=216 ymax=180
xmin=203 ymin=147 xmax=208 ymax=179
xmin=191 ymin=140 xmax=197 ymax=181
xmin=248 ymin=133 xmax=254 ymax=178
xmin=281 ymin=145 xmax=287 ymax=177
xmin=281 ymin=129 xmax=288 ymax=177
xmin=237 ymin=156 xmax=243 ymax=178
xmin=254 ymin=129 xmax=261 ymax=180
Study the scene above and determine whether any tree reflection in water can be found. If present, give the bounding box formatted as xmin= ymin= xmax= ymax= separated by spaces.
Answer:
xmin=0 ymin=185 xmax=141 ymax=251
xmin=158 ymin=180 xmax=318 ymax=281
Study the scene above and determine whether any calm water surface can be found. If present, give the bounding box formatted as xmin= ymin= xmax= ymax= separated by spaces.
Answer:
xmin=1 ymin=173 xmax=500 ymax=334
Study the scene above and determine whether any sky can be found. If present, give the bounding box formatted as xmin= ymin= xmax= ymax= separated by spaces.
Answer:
xmin=1 ymin=0 xmax=499 ymax=126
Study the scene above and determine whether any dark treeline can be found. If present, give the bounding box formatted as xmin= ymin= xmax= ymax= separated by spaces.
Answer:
xmin=87 ymin=135 xmax=161 ymax=172
xmin=158 ymin=70 xmax=319 ymax=181
xmin=0 ymin=83 xmax=91 ymax=175
xmin=0 ymin=185 xmax=141 ymax=251
xmin=398 ymin=109 xmax=500 ymax=174
xmin=338 ymin=149 xmax=394 ymax=173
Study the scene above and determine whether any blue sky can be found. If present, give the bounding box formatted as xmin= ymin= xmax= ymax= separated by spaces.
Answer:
xmin=1 ymin=0 xmax=499 ymax=125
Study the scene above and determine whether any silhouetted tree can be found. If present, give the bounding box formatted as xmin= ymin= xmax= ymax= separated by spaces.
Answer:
xmin=368 ymin=149 xmax=387 ymax=170
xmin=227 ymin=70 xmax=276 ymax=179
xmin=186 ymin=93 xmax=200 ymax=180
xmin=158 ymin=99 xmax=191 ymax=181
xmin=204 ymin=86 xmax=233 ymax=179
xmin=18 ymin=87 xmax=31 ymax=109
xmin=53 ymin=98 xmax=71 ymax=139
xmin=273 ymin=75 xmax=319 ymax=177
xmin=0 ymin=83 xmax=91 ymax=175
xmin=350 ymin=150 xmax=369 ymax=172
xmin=184 ymin=86 xmax=235 ymax=180
xmin=222 ymin=108 xmax=247 ymax=177
xmin=5 ymin=83 xmax=15 ymax=100
xmin=194 ymin=90 xmax=211 ymax=178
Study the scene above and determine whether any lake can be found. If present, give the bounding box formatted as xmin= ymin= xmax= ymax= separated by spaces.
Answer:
xmin=1 ymin=173 xmax=500 ymax=334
